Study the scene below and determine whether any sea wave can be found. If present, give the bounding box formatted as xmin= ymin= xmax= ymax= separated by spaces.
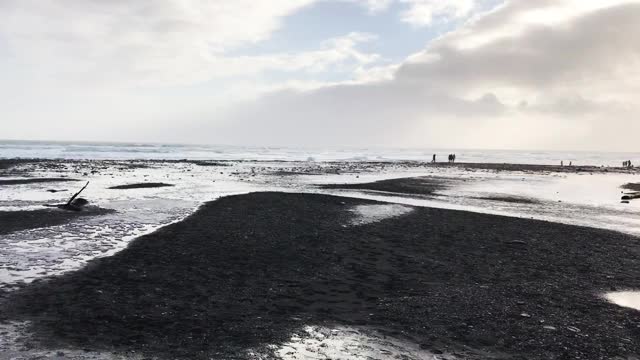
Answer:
xmin=1 ymin=140 xmax=639 ymax=165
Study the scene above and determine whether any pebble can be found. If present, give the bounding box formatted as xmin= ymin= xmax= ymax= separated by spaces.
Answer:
xmin=567 ymin=326 xmax=581 ymax=333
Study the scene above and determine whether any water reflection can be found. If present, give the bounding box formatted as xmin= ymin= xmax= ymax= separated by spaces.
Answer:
xmin=348 ymin=204 xmax=414 ymax=226
xmin=272 ymin=325 xmax=458 ymax=360
xmin=604 ymin=291 xmax=640 ymax=311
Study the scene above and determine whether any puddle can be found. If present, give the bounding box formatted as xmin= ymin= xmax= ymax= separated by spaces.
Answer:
xmin=0 ymin=199 xmax=196 ymax=288
xmin=348 ymin=204 xmax=414 ymax=226
xmin=447 ymin=172 xmax=640 ymax=210
xmin=604 ymin=291 xmax=640 ymax=311
xmin=270 ymin=325 xmax=457 ymax=360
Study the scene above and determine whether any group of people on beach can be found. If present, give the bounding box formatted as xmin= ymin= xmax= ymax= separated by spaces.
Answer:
xmin=430 ymin=154 xmax=458 ymax=163
xmin=623 ymin=160 xmax=633 ymax=168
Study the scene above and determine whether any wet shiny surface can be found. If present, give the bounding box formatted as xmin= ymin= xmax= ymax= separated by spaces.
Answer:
xmin=2 ymin=162 xmax=639 ymax=288
xmin=271 ymin=325 xmax=458 ymax=360
xmin=2 ymin=159 xmax=640 ymax=359
xmin=604 ymin=291 xmax=640 ymax=311
xmin=347 ymin=204 xmax=414 ymax=226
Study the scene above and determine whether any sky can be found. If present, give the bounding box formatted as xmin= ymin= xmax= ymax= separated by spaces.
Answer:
xmin=1 ymin=0 xmax=639 ymax=151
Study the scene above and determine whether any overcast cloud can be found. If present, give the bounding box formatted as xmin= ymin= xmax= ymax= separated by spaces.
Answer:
xmin=1 ymin=0 xmax=639 ymax=151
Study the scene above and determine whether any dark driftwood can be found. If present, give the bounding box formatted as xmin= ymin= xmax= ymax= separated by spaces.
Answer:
xmin=65 ymin=181 xmax=89 ymax=207
xmin=44 ymin=181 xmax=90 ymax=211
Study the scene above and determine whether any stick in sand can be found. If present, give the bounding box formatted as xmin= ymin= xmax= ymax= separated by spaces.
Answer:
xmin=65 ymin=181 xmax=89 ymax=207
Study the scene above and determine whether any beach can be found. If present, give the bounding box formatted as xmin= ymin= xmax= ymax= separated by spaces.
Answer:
xmin=2 ymin=0 xmax=640 ymax=357
xmin=1 ymin=157 xmax=640 ymax=359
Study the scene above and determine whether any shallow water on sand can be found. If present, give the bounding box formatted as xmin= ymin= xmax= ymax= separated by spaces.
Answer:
xmin=2 ymin=160 xmax=640 ymax=359
xmin=0 ymin=161 xmax=266 ymax=287
xmin=2 ymin=161 xmax=640 ymax=289
xmin=312 ymin=169 xmax=640 ymax=236
xmin=0 ymin=198 xmax=193 ymax=286
xmin=0 ymin=321 xmax=148 ymax=360
xmin=347 ymin=204 xmax=414 ymax=226
xmin=604 ymin=291 xmax=640 ymax=311
xmin=270 ymin=325 xmax=458 ymax=360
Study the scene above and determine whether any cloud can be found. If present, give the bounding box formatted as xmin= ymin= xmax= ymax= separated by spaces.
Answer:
xmin=199 ymin=32 xmax=381 ymax=80
xmin=0 ymin=0 xmax=490 ymax=88
xmin=399 ymin=0 xmax=476 ymax=26
xmin=356 ymin=0 xmax=395 ymax=13
xmin=0 ymin=0 xmax=318 ymax=87
xmin=2 ymin=0 xmax=639 ymax=151
xmin=205 ymin=0 xmax=640 ymax=151
xmin=397 ymin=1 xmax=640 ymax=102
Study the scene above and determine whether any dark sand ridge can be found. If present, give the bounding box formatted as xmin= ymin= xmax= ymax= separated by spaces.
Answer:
xmin=471 ymin=196 xmax=540 ymax=204
xmin=0 ymin=159 xmax=69 ymax=177
xmin=0 ymin=159 xmax=39 ymax=170
xmin=188 ymin=160 xmax=231 ymax=167
xmin=321 ymin=177 xmax=448 ymax=196
xmin=0 ymin=207 xmax=115 ymax=236
xmin=3 ymin=190 xmax=640 ymax=359
xmin=108 ymin=182 xmax=175 ymax=190
xmin=428 ymin=162 xmax=639 ymax=174
xmin=622 ymin=183 xmax=640 ymax=191
xmin=320 ymin=176 xmax=540 ymax=204
xmin=0 ymin=178 xmax=79 ymax=185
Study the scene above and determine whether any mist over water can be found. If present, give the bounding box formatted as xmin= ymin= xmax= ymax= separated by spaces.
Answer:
xmin=2 ymin=140 xmax=639 ymax=166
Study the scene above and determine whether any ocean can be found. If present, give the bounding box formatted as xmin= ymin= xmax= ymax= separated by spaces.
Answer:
xmin=1 ymin=140 xmax=638 ymax=166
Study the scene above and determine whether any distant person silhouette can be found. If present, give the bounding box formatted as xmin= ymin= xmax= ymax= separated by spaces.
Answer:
xmin=432 ymin=154 xmax=436 ymax=163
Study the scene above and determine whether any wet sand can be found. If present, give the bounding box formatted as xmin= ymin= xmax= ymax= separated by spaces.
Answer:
xmin=0 ymin=159 xmax=36 ymax=171
xmin=0 ymin=207 xmax=115 ymax=235
xmin=0 ymin=178 xmax=78 ymax=185
xmin=189 ymin=160 xmax=231 ymax=167
xmin=471 ymin=195 xmax=540 ymax=204
xmin=2 ymin=158 xmax=639 ymax=177
xmin=433 ymin=162 xmax=627 ymax=174
xmin=321 ymin=177 xmax=448 ymax=196
xmin=622 ymin=183 xmax=640 ymax=191
xmin=108 ymin=182 xmax=174 ymax=190
xmin=3 ymin=189 xmax=640 ymax=359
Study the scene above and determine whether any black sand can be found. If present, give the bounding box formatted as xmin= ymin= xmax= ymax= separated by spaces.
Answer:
xmin=3 ymin=190 xmax=640 ymax=359
xmin=0 ymin=159 xmax=26 ymax=170
xmin=434 ymin=162 xmax=619 ymax=173
xmin=0 ymin=207 xmax=115 ymax=235
xmin=321 ymin=177 xmax=447 ymax=196
xmin=0 ymin=178 xmax=78 ymax=185
xmin=473 ymin=196 xmax=540 ymax=204
xmin=622 ymin=183 xmax=640 ymax=191
xmin=108 ymin=182 xmax=174 ymax=189
xmin=189 ymin=160 xmax=231 ymax=167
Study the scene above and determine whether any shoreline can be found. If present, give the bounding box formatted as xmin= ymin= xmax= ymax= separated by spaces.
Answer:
xmin=3 ymin=190 xmax=640 ymax=359
xmin=2 ymin=157 xmax=639 ymax=175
